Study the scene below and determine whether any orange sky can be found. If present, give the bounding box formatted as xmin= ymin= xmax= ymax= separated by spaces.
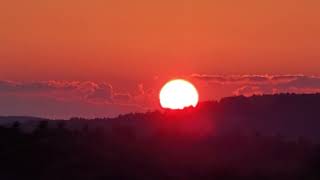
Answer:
xmin=1 ymin=0 xmax=320 ymax=82
xmin=1 ymin=0 xmax=320 ymax=118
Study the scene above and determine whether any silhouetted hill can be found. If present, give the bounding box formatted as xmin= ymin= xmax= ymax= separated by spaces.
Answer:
xmin=1 ymin=93 xmax=320 ymax=179
xmin=1 ymin=93 xmax=320 ymax=141
xmin=203 ymin=93 xmax=320 ymax=141
xmin=0 ymin=116 xmax=49 ymax=125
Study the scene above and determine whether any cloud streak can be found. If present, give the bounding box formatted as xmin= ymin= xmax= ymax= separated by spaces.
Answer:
xmin=1 ymin=75 xmax=320 ymax=118
xmin=191 ymin=74 xmax=308 ymax=85
xmin=0 ymin=80 xmax=153 ymax=118
xmin=0 ymin=80 xmax=141 ymax=105
xmin=191 ymin=74 xmax=320 ymax=97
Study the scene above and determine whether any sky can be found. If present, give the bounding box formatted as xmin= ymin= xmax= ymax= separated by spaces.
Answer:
xmin=0 ymin=0 xmax=320 ymax=118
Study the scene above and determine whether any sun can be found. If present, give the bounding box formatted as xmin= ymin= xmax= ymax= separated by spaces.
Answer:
xmin=159 ymin=79 xmax=199 ymax=109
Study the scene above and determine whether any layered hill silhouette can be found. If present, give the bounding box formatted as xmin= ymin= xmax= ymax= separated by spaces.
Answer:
xmin=1 ymin=93 xmax=320 ymax=179
xmin=2 ymin=93 xmax=320 ymax=141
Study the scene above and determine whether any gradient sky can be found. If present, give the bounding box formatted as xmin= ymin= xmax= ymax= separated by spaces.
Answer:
xmin=0 ymin=0 xmax=320 ymax=118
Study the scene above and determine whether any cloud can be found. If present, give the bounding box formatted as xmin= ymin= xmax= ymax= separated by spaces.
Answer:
xmin=0 ymin=80 xmax=140 ymax=105
xmin=85 ymin=83 xmax=113 ymax=103
xmin=0 ymin=93 xmax=143 ymax=119
xmin=133 ymin=83 xmax=158 ymax=108
xmin=113 ymin=93 xmax=132 ymax=104
xmin=0 ymin=80 xmax=91 ymax=94
xmin=191 ymin=74 xmax=320 ymax=98
xmin=1 ymin=75 xmax=320 ymax=118
xmin=269 ymin=75 xmax=303 ymax=82
xmin=0 ymin=80 xmax=149 ymax=118
xmin=278 ymin=76 xmax=320 ymax=89
xmin=233 ymin=86 xmax=263 ymax=96
xmin=191 ymin=74 xmax=270 ymax=84
xmin=191 ymin=74 xmax=306 ymax=85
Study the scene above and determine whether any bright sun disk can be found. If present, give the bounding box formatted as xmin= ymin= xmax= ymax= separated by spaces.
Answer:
xmin=159 ymin=79 xmax=199 ymax=109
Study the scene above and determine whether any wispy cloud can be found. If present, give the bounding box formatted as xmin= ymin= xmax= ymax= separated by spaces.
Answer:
xmin=191 ymin=74 xmax=307 ymax=85
xmin=0 ymin=80 xmax=141 ymax=105
xmin=0 ymin=80 xmax=150 ymax=118
xmin=191 ymin=74 xmax=320 ymax=97
xmin=1 ymin=75 xmax=320 ymax=118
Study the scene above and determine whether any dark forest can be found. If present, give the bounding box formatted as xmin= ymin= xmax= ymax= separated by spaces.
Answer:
xmin=1 ymin=94 xmax=320 ymax=180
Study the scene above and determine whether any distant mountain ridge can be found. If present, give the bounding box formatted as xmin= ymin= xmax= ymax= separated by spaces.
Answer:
xmin=1 ymin=93 xmax=320 ymax=141
xmin=0 ymin=116 xmax=49 ymax=124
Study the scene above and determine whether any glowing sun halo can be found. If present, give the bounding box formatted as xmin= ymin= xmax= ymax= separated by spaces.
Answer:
xmin=159 ymin=79 xmax=199 ymax=109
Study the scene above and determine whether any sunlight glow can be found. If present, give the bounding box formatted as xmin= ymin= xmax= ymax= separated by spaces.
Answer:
xmin=159 ymin=79 xmax=199 ymax=109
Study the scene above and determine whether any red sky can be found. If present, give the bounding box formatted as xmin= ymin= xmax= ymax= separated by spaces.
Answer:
xmin=0 ymin=0 xmax=320 ymax=118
